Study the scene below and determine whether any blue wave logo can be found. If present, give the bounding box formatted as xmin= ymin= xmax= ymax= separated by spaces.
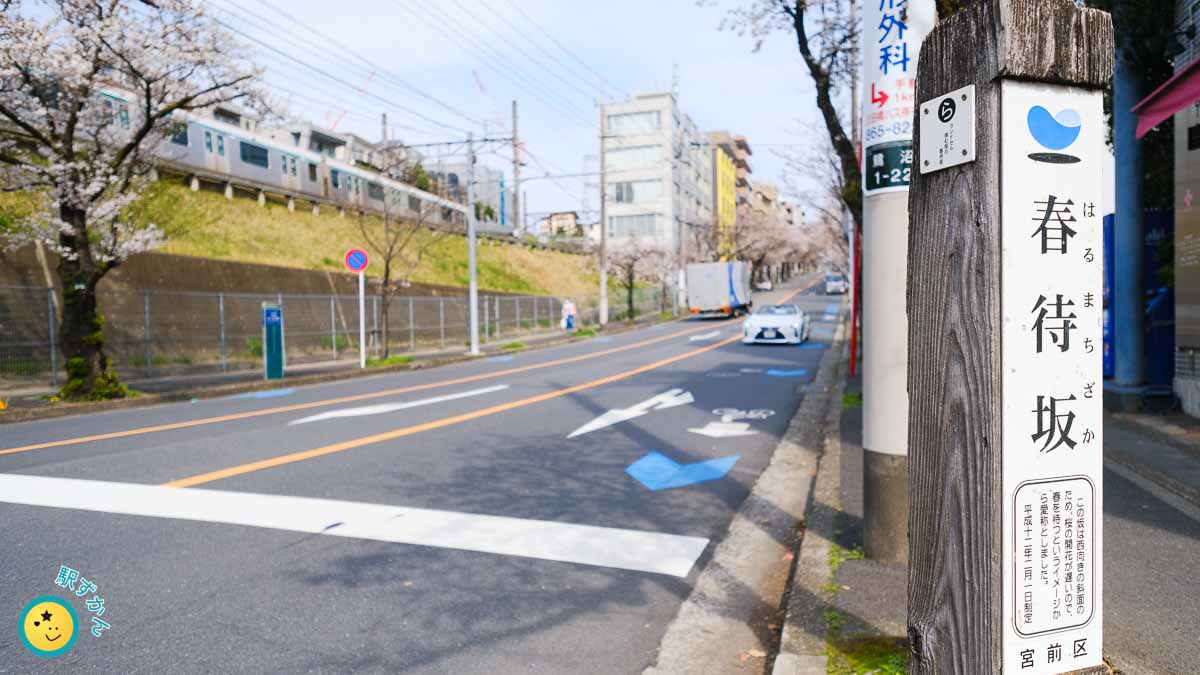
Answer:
xmin=1026 ymin=106 xmax=1082 ymax=163
xmin=1027 ymin=106 xmax=1081 ymax=150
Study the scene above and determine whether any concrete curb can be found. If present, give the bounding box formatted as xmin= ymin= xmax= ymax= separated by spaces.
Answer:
xmin=645 ymin=315 xmax=846 ymax=675
xmin=771 ymin=328 xmax=849 ymax=675
xmin=0 ymin=315 xmax=678 ymax=425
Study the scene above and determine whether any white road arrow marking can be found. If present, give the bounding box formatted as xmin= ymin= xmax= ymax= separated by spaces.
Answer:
xmin=687 ymin=421 xmax=759 ymax=438
xmin=290 ymin=385 xmax=509 ymax=425
xmin=568 ymin=388 xmax=695 ymax=438
xmin=689 ymin=330 xmax=722 ymax=341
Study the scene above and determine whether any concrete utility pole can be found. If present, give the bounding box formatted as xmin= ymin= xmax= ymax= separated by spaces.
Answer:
xmin=907 ymin=1 xmax=1112 ymax=672
xmin=381 ymin=112 xmax=388 ymax=143
xmin=512 ymin=100 xmax=521 ymax=235
xmin=467 ymin=133 xmax=480 ymax=356
xmin=859 ymin=0 xmax=935 ymax=564
xmin=598 ymin=106 xmax=609 ymax=325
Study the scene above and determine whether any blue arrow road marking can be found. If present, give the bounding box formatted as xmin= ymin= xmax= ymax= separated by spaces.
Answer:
xmin=825 ymin=303 xmax=839 ymax=315
xmin=798 ymin=343 xmax=825 ymax=350
xmin=626 ymin=451 xmax=740 ymax=491
xmin=230 ymin=388 xmax=295 ymax=400
xmin=766 ymin=368 xmax=808 ymax=377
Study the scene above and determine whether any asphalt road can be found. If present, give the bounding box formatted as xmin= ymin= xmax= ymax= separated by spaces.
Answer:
xmin=0 ymin=277 xmax=842 ymax=674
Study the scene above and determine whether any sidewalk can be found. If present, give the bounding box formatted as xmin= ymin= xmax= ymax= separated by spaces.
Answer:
xmin=0 ymin=314 xmax=671 ymax=422
xmin=773 ymin=366 xmax=1200 ymax=674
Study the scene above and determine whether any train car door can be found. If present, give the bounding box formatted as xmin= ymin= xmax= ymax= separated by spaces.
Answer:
xmin=280 ymin=153 xmax=301 ymax=192
xmin=202 ymin=129 xmax=230 ymax=174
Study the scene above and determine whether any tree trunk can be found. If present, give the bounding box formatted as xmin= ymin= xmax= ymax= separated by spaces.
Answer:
xmin=56 ymin=205 xmax=123 ymax=400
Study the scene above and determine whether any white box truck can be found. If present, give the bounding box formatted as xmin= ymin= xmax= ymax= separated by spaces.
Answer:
xmin=686 ymin=261 xmax=753 ymax=317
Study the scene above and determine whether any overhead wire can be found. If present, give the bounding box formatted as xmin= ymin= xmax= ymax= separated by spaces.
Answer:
xmin=497 ymin=0 xmax=629 ymax=102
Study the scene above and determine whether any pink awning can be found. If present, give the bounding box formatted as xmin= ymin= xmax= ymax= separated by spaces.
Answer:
xmin=1133 ymin=56 xmax=1200 ymax=139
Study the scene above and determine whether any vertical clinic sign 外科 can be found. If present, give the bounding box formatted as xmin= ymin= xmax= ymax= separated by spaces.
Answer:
xmin=1000 ymin=81 xmax=1104 ymax=674
xmin=862 ymin=0 xmax=935 ymax=195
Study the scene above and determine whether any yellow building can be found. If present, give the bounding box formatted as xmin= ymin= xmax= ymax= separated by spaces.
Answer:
xmin=711 ymin=144 xmax=737 ymax=259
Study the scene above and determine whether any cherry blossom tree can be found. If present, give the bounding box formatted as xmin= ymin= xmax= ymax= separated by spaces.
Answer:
xmin=0 ymin=0 xmax=261 ymax=398
xmin=607 ymin=237 xmax=669 ymax=322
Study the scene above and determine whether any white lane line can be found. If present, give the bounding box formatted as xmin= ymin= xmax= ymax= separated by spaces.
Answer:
xmin=288 ymin=385 xmax=510 ymax=425
xmin=689 ymin=330 xmax=721 ymax=341
xmin=0 ymin=474 xmax=709 ymax=577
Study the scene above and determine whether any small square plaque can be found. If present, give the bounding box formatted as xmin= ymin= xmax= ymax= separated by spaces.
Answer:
xmin=919 ymin=84 xmax=976 ymax=174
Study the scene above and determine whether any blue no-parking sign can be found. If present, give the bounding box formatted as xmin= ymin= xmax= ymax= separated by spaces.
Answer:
xmin=344 ymin=248 xmax=369 ymax=273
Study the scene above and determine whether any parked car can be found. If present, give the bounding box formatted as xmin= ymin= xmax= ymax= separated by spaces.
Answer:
xmin=754 ymin=279 xmax=774 ymax=291
xmin=824 ymin=273 xmax=848 ymax=295
xmin=742 ymin=304 xmax=809 ymax=345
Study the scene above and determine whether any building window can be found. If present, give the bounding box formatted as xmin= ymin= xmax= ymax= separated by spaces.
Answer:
xmin=308 ymin=163 xmax=318 ymax=181
xmin=608 ymin=111 xmax=661 ymax=136
xmin=610 ymin=179 xmax=663 ymax=204
xmin=214 ymin=108 xmax=240 ymax=126
xmin=239 ymin=141 xmax=269 ymax=168
xmin=608 ymin=214 xmax=657 ymax=237
xmin=607 ymin=145 xmax=661 ymax=171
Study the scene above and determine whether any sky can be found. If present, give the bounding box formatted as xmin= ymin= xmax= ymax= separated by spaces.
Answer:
xmin=208 ymin=0 xmax=832 ymax=228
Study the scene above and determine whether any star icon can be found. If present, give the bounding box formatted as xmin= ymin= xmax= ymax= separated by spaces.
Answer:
xmin=40 ymin=610 xmax=52 ymax=622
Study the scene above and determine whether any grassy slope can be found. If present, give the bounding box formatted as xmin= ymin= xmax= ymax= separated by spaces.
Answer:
xmin=2 ymin=181 xmax=596 ymax=297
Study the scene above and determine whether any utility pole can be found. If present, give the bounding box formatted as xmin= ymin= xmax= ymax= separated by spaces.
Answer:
xmin=381 ymin=112 xmax=388 ymax=143
xmin=907 ymin=1 xmax=1111 ymax=671
xmin=849 ymin=0 xmax=859 ymax=146
xmin=467 ymin=133 xmax=480 ymax=356
xmin=512 ymin=100 xmax=521 ymax=236
xmin=598 ymin=106 xmax=609 ymax=325
xmin=858 ymin=0 xmax=935 ymax=564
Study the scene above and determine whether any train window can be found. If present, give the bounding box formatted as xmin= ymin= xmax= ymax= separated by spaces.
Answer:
xmin=170 ymin=127 xmax=188 ymax=146
xmin=217 ymin=135 xmax=225 ymax=157
xmin=118 ymin=105 xmax=130 ymax=129
xmin=308 ymin=163 xmax=317 ymax=182
xmin=368 ymin=182 xmax=384 ymax=200
xmin=239 ymin=141 xmax=269 ymax=168
xmin=282 ymin=155 xmax=288 ymax=175
xmin=409 ymin=195 xmax=421 ymax=212
xmin=331 ymin=169 xmax=340 ymax=188
xmin=290 ymin=157 xmax=297 ymax=176
xmin=204 ymin=130 xmax=212 ymax=152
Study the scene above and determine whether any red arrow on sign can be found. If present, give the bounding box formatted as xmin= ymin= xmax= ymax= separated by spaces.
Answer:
xmin=871 ymin=84 xmax=889 ymax=109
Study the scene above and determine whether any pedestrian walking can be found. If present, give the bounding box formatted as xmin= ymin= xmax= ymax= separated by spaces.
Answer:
xmin=560 ymin=298 xmax=578 ymax=332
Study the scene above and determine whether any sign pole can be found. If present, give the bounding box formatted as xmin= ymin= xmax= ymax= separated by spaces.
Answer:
xmin=907 ymin=1 xmax=1112 ymax=671
xmin=859 ymin=0 xmax=935 ymax=563
xmin=344 ymin=247 xmax=370 ymax=369
xmin=358 ymin=270 xmax=366 ymax=369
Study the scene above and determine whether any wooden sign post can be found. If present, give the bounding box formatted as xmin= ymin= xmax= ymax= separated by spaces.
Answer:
xmin=907 ymin=1 xmax=1112 ymax=672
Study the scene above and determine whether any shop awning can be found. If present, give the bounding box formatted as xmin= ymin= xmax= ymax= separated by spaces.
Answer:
xmin=1133 ymin=56 xmax=1200 ymax=139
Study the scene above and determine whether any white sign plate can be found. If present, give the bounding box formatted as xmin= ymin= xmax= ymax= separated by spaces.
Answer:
xmin=1000 ymin=80 xmax=1103 ymax=674
xmin=919 ymin=84 xmax=976 ymax=174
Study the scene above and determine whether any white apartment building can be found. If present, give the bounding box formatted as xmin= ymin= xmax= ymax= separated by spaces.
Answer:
xmin=599 ymin=92 xmax=713 ymax=257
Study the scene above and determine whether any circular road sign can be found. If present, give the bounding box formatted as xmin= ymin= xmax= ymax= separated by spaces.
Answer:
xmin=344 ymin=248 xmax=369 ymax=273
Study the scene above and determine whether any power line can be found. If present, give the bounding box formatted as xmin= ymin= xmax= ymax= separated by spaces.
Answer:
xmin=213 ymin=16 xmax=473 ymax=136
xmin=245 ymin=0 xmax=486 ymax=130
xmin=388 ymin=0 xmax=595 ymax=130
xmin=208 ymin=0 xmax=467 ymax=138
xmin=497 ymin=0 xmax=629 ymax=101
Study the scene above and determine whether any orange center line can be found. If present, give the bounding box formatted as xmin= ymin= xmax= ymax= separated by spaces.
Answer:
xmin=163 ymin=334 xmax=746 ymax=488
xmin=0 ymin=322 xmax=715 ymax=457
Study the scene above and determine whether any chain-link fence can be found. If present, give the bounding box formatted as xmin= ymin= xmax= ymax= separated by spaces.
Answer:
xmin=0 ymin=283 xmax=673 ymax=390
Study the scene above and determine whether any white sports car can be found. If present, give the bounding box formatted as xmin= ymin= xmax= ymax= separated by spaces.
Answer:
xmin=742 ymin=304 xmax=810 ymax=345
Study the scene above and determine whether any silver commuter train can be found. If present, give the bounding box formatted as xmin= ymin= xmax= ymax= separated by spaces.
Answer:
xmin=143 ymin=104 xmax=468 ymax=227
